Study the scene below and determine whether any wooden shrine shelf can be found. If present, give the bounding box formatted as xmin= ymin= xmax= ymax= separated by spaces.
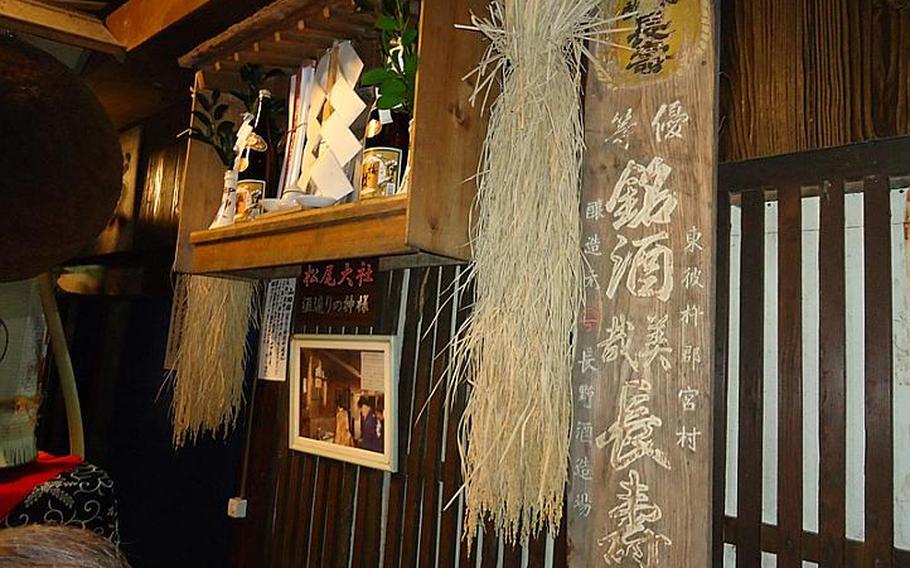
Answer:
xmin=174 ymin=0 xmax=489 ymax=279
xmin=189 ymin=196 xmax=414 ymax=278
xmin=177 ymin=0 xmax=378 ymax=73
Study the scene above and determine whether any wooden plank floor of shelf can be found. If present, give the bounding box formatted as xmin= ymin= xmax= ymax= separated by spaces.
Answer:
xmin=189 ymin=195 xmax=413 ymax=277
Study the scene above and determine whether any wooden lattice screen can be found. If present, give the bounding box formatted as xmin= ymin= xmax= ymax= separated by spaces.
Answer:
xmin=713 ymin=136 xmax=910 ymax=567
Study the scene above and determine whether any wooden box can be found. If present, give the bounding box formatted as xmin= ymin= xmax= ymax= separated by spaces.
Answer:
xmin=173 ymin=0 xmax=488 ymax=278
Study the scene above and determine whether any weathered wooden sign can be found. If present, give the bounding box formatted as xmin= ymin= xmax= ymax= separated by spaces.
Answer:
xmin=569 ymin=1 xmax=716 ymax=566
xmin=294 ymin=257 xmax=384 ymax=329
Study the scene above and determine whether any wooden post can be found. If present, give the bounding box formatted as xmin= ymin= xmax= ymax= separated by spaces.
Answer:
xmin=38 ymin=273 xmax=85 ymax=458
xmin=568 ymin=1 xmax=717 ymax=566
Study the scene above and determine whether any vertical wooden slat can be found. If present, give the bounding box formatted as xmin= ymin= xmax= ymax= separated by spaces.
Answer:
xmin=819 ymin=178 xmax=846 ymax=568
xmin=291 ymin=455 xmax=317 ymax=567
xmin=736 ymin=189 xmax=766 ymax=567
xmin=554 ymin=505 xmax=568 ymax=568
xmin=384 ymin=269 xmax=424 ymax=567
xmin=527 ymin=533 xmax=547 ymax=567
xmin=350 ymin=467 xmax=373 ymax=566
xmin=713 ymin=188 xmax=732 ymax=568
xmin=437 ymin=275 xmax=470 ymax=567
xmin=418 ymin=266 xmax=458 ymax=566
xmin=333 ymin=463 xmax=358 ymax=565
xmin=398 ymin=268 xmax=441 ymax=567
xmin=275 ymin=453 xmax=301 ymax=565
xmin=306 ymin=459 xmax=330 ymax=567
xmin=480 ymin=522 xmax=499 ymax=568
xmin=362 ymin=469 xmax=385 ymax=561
xmin=501 ymin=540 xmax=523 ymax=568
xmin=460 ymin=533 xmax=478 ymax=568
xmin=321 ymin=460 xmax=343 ymax=564
xmin=778 ymin=182 xmax=804 ymax=567
xmin=862 ymin=174 xmax=894 ymax=568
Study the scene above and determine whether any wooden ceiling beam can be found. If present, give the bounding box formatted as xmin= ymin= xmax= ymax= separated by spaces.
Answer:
xmin=177 ymin=0 xmax=358 ymax=69
xmin=43 ymin=0 xmax=108 ymax=12
xmin=105 ymin=0 xmax=213 ymax=51
xmin=0 ymin=0 xmax=123 ymax=55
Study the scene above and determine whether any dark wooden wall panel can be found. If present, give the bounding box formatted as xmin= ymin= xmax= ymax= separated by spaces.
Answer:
xmin=720 ymin=0 xmax=910 ymax=161
xmin=777 ymin=183 xmax=803 ymax=566
xmin=735 ymin=190 xmax=766 ymax=567
xmin=232 ymin=266 xmax=555 ymax=567
xmin=862 ymin=176 xmax=894 ymax=568
xmin=819 ymin=179 xmax=847 ymax=568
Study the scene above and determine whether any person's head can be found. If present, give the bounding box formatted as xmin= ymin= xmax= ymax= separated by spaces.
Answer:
xmin=0 ymin=524 xmax=130 ymax=567
xmin=357 ymin=395 xmax=372 ymax=418
xmin=336 ymin=396 xmax=346 ymax=411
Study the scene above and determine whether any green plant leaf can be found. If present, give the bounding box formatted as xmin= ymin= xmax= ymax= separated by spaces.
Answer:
xmin=196 ymin=92 xmax=211 ymax=111
xmin=241 ymin=64 xmax=262 ymax=85
xmin=401 ymin=29 xmax=417 ymax=46
xmin=380 ymin=78 xmax=406 ymax=97
xmin=192 ymin=109 xmax=212 ymax=127
xmin=217 ymin=121 xmax=236 ymax=138
xmin=376 ymin=15 xmax=397 ymax=31
xmin=376 ymin=93 xmax=402 ymax=109
xmin=403 ymin=52 xmax=418 ymax=79
xmin=361 ymin=67 xmax=395 ymax=86
xmin=213 ymin=104 xmax=229 ymax=120
xmin=211 ymin=89 xmax=220 ymax=103
xmin=228 ymin=90 xmax=247 ymax=104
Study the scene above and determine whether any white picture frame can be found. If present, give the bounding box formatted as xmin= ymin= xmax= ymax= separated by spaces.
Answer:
xmin=289 ymin=334 xmax=398 ymax=471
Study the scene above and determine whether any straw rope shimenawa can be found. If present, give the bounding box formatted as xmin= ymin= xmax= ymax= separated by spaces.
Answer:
xmin=169 ymin=274 xmax=258 ymax=448
xmin=448 ymin=0 xmax=631 ymax=546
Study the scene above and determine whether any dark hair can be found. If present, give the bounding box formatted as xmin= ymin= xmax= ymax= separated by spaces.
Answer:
xmin=357 ymin=396 xmax=370 ymax=408
xmin=336 ymin=396 xmax=346 ymax=409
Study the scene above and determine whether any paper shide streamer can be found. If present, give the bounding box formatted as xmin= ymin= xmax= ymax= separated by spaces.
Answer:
xmin=448 ymin=0 xmax=632 ymax=547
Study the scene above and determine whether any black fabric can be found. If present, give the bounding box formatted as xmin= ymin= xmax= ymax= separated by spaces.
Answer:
xmin=1 ymin=462 xmax=120 ymax=543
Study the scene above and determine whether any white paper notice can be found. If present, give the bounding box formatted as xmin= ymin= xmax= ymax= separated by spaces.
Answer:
xmin=257 ymin=279 xmax=297 ymax=381
xmin=360 ymin=351 xmax=385 ymax=392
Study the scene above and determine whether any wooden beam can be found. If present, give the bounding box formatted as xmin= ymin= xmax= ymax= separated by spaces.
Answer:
xmin=104 ymin=0 xmax=212 ymax=51
xmin=723 ymin=516 xmax=910 ymax=565
xmin=43 ymin=0 xmax=108 ymax=12
xmin=719 ymin=136 xmax=910 ymax=192
xmin=0 ymin=0 xmax=123 ymax=55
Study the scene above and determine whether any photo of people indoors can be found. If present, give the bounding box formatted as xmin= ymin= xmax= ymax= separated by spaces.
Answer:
xmin=298 ymin=348 xmax=385 ymax=454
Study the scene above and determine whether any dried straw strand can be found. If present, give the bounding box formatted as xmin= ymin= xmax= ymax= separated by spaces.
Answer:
xmin=449 ymin=0 xmax=608 ymax=546
xmin=169 ymin=274 xmax=258 ymax=448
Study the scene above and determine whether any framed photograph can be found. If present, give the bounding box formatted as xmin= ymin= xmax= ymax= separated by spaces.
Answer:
xmin=289 ymin=335 xmax=398 ymax=471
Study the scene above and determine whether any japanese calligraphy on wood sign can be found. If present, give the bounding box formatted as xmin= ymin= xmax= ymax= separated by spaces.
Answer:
xmin=569 ymin=1 xmax=715 ymax=567
xmin=294 ymin=258 xmax=384 ymax=329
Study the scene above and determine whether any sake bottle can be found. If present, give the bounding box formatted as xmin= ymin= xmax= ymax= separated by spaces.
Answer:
xmin=235 ymin=90 xmax=276 ymax=221
xmin=359 ymin=102 xmax=410 ymax=200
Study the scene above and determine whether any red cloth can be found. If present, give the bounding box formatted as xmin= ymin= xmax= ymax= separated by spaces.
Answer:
xmin=0 ymin=452 xmax=83 ymax=519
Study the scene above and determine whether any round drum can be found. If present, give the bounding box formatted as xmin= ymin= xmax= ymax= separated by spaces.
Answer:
xmin=0 ymin=33 xmax=122 ymax=282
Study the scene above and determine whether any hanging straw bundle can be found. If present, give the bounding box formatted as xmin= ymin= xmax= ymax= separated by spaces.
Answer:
xmin=449 ymin=0 xmax=623 ymax=545
xmin=169 ymin=274 xmax=258 ymax=447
